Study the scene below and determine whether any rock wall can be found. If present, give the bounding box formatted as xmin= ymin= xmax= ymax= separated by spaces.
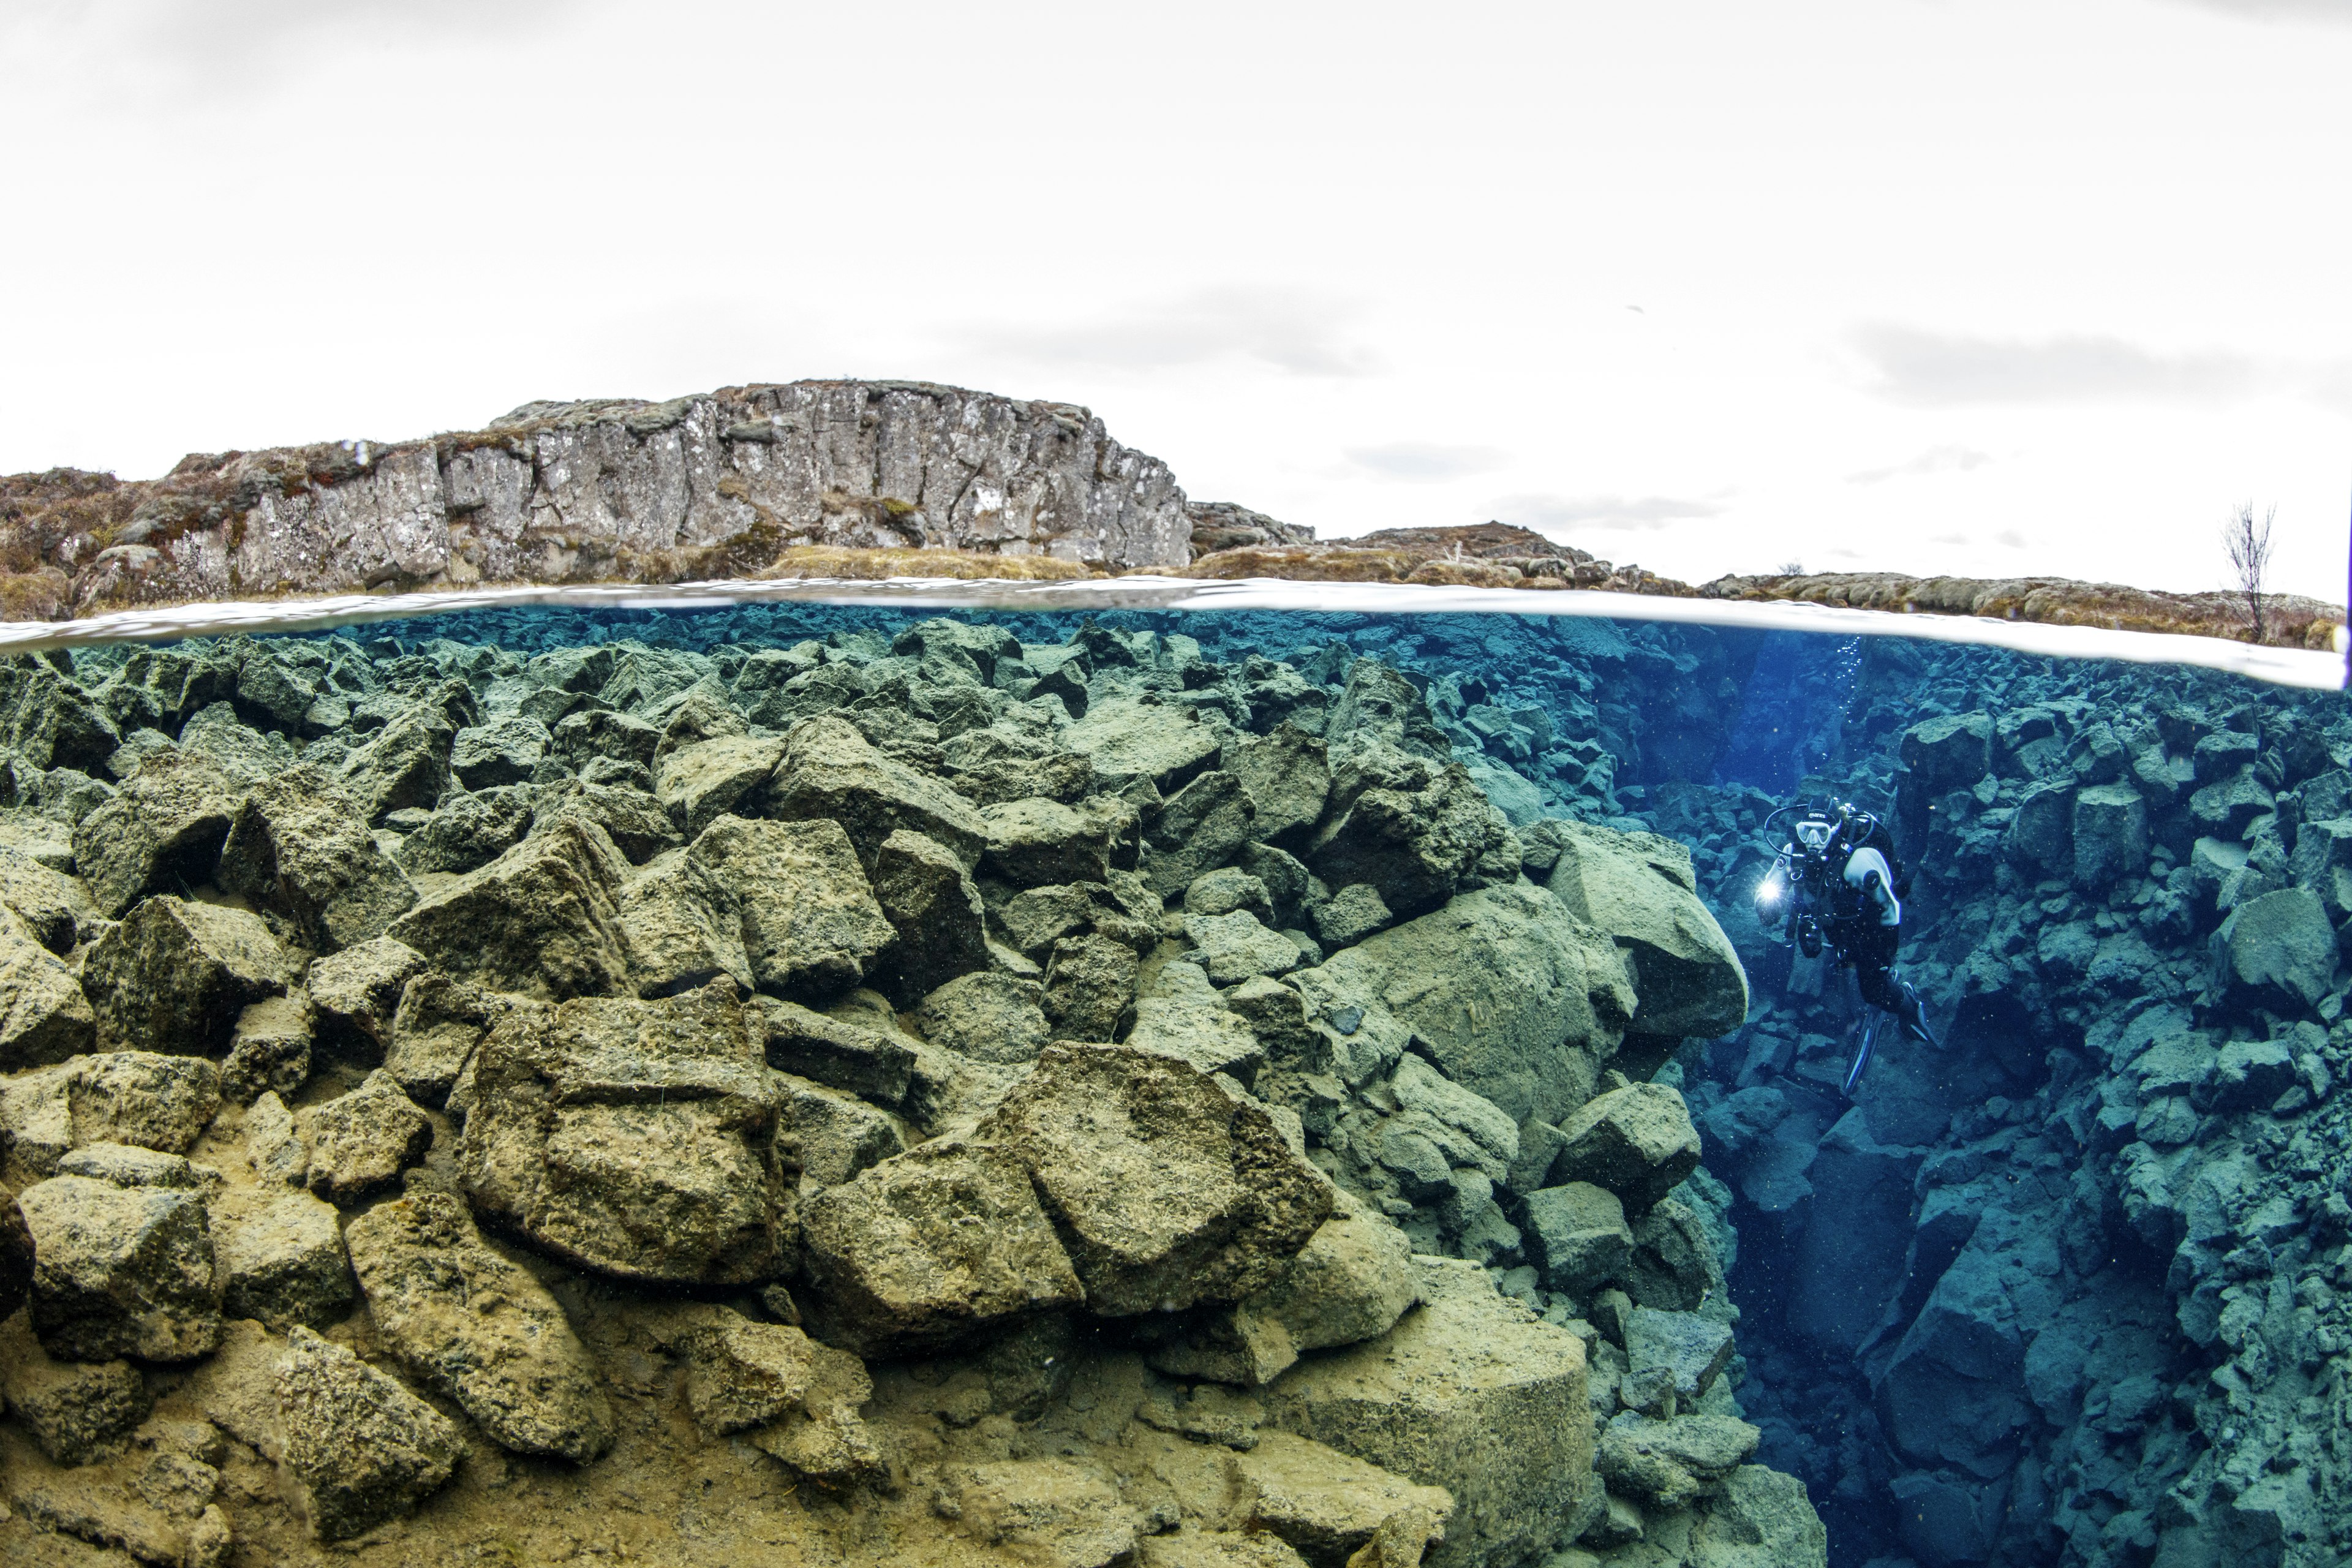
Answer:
xmin=1626 ymin=636 xmax=2352 ymax=1568
xmin=0 ymin=606 xmax=1823 ymax=1568
xmin=0 ymin=382 xmax=1218 ymax=617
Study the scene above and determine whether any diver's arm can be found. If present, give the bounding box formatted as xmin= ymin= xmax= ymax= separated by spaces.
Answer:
xmin=1842 ymin=848 xmax=1902 ymax=927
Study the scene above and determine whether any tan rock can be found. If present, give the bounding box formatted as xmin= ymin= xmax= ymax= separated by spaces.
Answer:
xmin=1261 ymin=1258 xmax=1589 ymax=1568
xmin=976 ymin=1043 xmax=1332 ymax=1316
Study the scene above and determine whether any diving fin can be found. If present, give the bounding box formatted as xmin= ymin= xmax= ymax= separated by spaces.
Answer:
xmin=1894 ymin=981 xmax=1942 ymax=1050
xmin=1842 ymin=1009 xmax=1885 ymax=1098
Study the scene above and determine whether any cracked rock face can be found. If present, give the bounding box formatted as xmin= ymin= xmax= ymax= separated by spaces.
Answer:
xmin=0 ymin=611 xmax=1855 ymax=1568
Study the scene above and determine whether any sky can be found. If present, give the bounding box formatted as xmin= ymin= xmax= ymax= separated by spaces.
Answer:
xmin=1 ymin=0 xmax=2347 ymax=601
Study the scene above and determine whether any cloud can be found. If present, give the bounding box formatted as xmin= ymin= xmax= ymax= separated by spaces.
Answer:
xmin=1488 ymin=492 xmax=1725 ymax=533
xmin=1847 ymin=444 xmax=1993 ymax=485
xmin=4 ymin=0 xmax=597 ymax=100
xmin=1853 ymin=323 xmax=2269 ymax=407
xmin=2157 ymin=0 xmax=2352 ymax=20
xmin=953 ymin=285 xmax=1381 ymax=379
xmin=1996 ymin=529 xmax=2030 ymax=549
xmin=1928 ymin=532 xmax=1971 ymax=546
xmin=1345 ymin=442 xmax=1509 ymax=482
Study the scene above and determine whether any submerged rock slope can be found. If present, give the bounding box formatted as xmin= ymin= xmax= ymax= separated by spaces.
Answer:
xmin=1156 ymin=608 xmax=2350 ymax=1568
xmin=0 ymin=616 xmax=1820 ymax=1567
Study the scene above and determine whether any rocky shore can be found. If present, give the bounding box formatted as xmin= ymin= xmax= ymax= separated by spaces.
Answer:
xmin=3 ymin=383 xmax=2337 ymax=652
xmin=0 ymin=612 xmax=1825 ymax=1567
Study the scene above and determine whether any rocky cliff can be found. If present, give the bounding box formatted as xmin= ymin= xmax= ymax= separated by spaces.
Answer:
xmin=0 ymin=612 xmax=1823 ymax=1568
xmin=0 ymin=382 xmax=1291 ymax=618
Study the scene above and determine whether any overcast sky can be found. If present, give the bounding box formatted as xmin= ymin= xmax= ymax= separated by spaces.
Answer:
xmin=2 ymin=0 xmax=2346 ymax=599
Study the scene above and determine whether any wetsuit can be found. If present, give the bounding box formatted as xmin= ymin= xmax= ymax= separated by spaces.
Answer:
xmin=1816 ymin=814 xmax=1906 ymax=1013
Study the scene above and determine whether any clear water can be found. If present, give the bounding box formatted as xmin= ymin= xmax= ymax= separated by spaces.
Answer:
xmin=12 ymin=586 xmax=2351 ymax=1568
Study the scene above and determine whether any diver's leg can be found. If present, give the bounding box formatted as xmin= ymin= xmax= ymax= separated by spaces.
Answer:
xmin=1854 ymin=960 xmax=1902 ymax=1012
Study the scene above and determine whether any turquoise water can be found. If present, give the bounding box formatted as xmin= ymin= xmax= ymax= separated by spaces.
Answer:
xmin=6 ymin=592 xmax=2348 ymax=1567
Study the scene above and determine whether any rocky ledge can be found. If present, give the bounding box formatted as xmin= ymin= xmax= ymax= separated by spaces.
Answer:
xmin=0 ymin=619 xmax=1820 ymax=1567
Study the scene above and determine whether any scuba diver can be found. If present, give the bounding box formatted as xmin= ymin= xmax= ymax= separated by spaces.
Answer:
xmin=1755 ymin=799 xmax=1940 ymax=1095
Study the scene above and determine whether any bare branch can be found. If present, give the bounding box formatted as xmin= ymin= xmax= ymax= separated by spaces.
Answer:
xmin=2220 ymin=500 xmax=2275 ymax=642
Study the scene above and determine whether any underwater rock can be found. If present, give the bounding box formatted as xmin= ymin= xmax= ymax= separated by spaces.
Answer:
xmin=616 ymin=846 xmax=753 ymax=998
xmin=274 ymin=1326 xmax=464 ymax=1541
xmin=303 ymin=934 xmax=426 ymax=1062
xmin=1306 ymin=745 xmax=1515 ymax=920
xmin=1547 ymin=1084 xmax=1703 ymax=1216
xmin=1262 ymin=1256 xmax=1590 ymax=1568
xmin=211 ymin=1186 xmax=354 ymax=1332
xmin=978 ymin=1043 xmax=1332 ymax=1314
xmin=71 ymin=753 xmax=240 ymax=918
xmin=1226 ymin=1429 xmax=1453 ymax=1567
xmin=395 ymin=783 xmax=535 ymax=874
xmin=0 ymin=1313 xmax=150 ymax=1464
xmin=1523 ymin=1181 xmax=1635 ymax=1299
xmin=457 ymin=980 xmax=788 ymax=1284
xmin=217 ymin=767 xmax=417 ymax=950
xmin=799 ymin=1139 xmax=1084 ymax=1355
xmin=1128 ymin=960 xmax=1268 ymax=1082
xmin=1313 ymin=884 xmax=1630 ymax=1126
xmin=1227 ymin=723 xmax=1330 ymax=846
xmin=20 ymin=1172 xmax=222 ymax=1362
xmin=918 ymin=971 xmax=1052 ymax=1065
xmin=1543 ymin=817 xmax=1749 ymax=1039
xmin=82 ymin=894 xmax=294 ymax=1055
xmin=1145 ymin=770 xmax=1259 ymax=897
xmin=300 ymin=1069 xmax=433 ymax=1202
xmin=1145 ymin=1187 xmax=1419 ymax=1387
xmin=2070 ymin=780 xmax=2150 ymax=889
xmin=655 ymin=733 xmax=785 ymax=840
xmin=0 ymin=903 xmax=94 ymax=1069
xmin=687 ymin=813 xmax=896 ymax=1000
xmin=346 ymin=1186 xmax=616 ymax=1462
xmin=868 ymin=827 xmax=991 ymax=1005
xmin=388 ymin=816 xmax=633 ymax=999
xmin=1593 ymin=1411 xmax=1760 ymax=1510
xmin=2211 ymin=886 xmax=2339 ymax=1011
xmin=450 ymin=714 xmax=551 ymax=790
xmin=766 ymin=713 xmax=987 ymax=867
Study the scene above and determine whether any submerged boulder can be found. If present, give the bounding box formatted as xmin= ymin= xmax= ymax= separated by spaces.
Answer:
xmin=799 ymin=1140 xmax=1084 ymax=1356
xmin=211 ymin=1186 xmax=354 ymax=1332
xmin=0 ymin=905 xmax=96 ymax=1070
xmin=1542 ymin=818 xmax=1748 ymax=1039
xmin=217 ymin=767 xmax=417 ymax=950
xmin=2212 ymin=888 xmax=2339 ymax=1011
xmin=687 ymin=814 xmax=897 ymax=1001
xmin=764 ymin=714 xmax=987 ymax=867
xmin=1260 ymin=1257 xmax=1589 ymax=1568
xmin=975 ymin=1042 xmax=1332 ymax=1315
xmin=388 ymin=816 xmax=633 ymax=1000
xmin=347 ymin=1186 xmax=616 ymax=1462
xmin=275 ymin=1327 xmax=464 ymax=1541
xmin=82 ymin=895 xmax=293 ymax=1055
xmin=1147 ymin=1188 xmax=1420 ymax=1387
xmin=1306 ymin=884 xmax=1631 ymax=1126
xmin=19 ymin=1172 xmax=222 ymax=1362
xmin=72 ymin=753 xmax=242 ymax=918
xmin=457 ymin=979 xmax=788 ymax=1284
xmin=1548 ymin=1084 xmax=1703 ymax=1216
xmin=1306 ymin=745 xmax=1515 ymax=920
